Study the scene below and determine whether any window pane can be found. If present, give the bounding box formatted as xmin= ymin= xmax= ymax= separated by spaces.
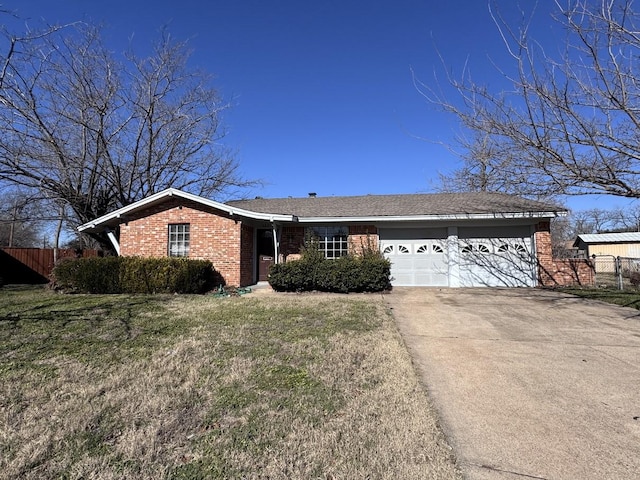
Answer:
xmin=306 ymin=226 xmax=348 ymax=259
xmin=168 ymin=223 xmax=190 ymax=257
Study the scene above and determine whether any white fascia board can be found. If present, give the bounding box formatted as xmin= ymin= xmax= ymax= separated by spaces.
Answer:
xmin=77 ymin=188 xmax=295 ymax=232
xmin=296 ymin=211 xmax=565 ymax=223
xmin=172 ymin=190 xmax=294 ymax=222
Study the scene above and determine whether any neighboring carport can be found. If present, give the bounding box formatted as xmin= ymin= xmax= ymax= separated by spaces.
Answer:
xmin=387 ymin=288 xmax=640 ymax=480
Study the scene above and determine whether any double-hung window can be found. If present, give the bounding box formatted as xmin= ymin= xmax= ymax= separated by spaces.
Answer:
xmin=168 ymin=223 xmax=190 ymax=257
xmin=307 ymin=226 xmax=348 ymax=259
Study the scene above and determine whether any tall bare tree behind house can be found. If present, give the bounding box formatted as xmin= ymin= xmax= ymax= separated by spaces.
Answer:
xmin=0 ymin=22 xmax=255 ymax=249
xmin=422 ymin=0 xmax=640 ymax=200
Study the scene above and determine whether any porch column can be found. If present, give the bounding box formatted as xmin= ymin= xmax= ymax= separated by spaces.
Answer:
xmin=105 ymin=229 xmax=120 ymax=256
xmin=271 ymin=222 xmax=280 ymax=264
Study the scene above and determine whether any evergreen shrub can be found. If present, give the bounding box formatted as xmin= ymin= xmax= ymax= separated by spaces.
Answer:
xmin=52 ymin=256 xmax=220 ymax=294
xmin=268 ymin=245 xmax=391 ymax=293
xmin=53 ymin=256 xmax=122 ymax=293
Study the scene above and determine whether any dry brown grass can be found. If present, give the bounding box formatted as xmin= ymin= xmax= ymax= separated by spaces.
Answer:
xmin=0 ymin=286 xmax=460 ymax=479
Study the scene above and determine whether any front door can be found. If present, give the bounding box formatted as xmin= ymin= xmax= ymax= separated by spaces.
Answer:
xmin=257 ymin=229 xmax=275 ymax=281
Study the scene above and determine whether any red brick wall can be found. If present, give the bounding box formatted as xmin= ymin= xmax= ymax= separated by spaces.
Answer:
xmin=281 ymin=226 xmax=305 ymax=260
xmin=348 ymin=225 xmax=378 ymax=255
xmin=547 ymin=258 xmax=595 ymax=286
xmin=535 ymin=221 xmax=594 ymax=287
xmin=119 ymin=198 xmax=246 ymax=286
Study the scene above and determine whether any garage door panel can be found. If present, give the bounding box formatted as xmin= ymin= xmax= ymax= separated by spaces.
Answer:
xmin=380 ymin=232 xmax=448 ymax=287
xmin=458 ymin=238 xmax=535 ymax=287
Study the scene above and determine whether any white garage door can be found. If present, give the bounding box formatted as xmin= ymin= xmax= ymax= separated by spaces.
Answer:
xmin=457 ymin=233 xmax=536 ymax=287
xmin=379 ymin=229 xmax=448 ymax=286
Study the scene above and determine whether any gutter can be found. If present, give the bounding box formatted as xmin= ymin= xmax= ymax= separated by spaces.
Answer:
xmin=295 ymin=211 xmax=566 ymax=223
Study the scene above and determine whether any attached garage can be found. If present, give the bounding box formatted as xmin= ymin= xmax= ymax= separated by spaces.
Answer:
xmin=457 ymin=226 xmax=536 ymax=287
xmin=379 ymin=228 xmax=448 ymax=286
xmin=379 ymin=225 xmax=537 ymax=288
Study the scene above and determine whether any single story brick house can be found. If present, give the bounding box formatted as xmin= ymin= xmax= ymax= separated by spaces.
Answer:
xmin=78 ymin=188 xmax=589 ymax=288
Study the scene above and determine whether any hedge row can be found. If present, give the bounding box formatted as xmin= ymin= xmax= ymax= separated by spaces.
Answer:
xmin=268 ymin=253 xmax=392 ymax=293
xmin=52 ymin=256 xmax=222 ymax=294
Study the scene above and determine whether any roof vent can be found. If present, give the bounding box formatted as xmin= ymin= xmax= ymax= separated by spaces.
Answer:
xmin=308 ymin=192 xmax=317 ymax=198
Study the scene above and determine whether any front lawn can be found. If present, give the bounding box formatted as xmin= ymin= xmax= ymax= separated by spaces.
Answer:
xmin=559 ymin=287 xmax=640 ymax=310
xmin=0 ymin=286 xmax=460 ymax=480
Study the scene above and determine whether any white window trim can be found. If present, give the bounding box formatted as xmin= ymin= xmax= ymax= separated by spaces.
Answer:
xmin=307 ymin=226 xmax=349 ymax=259
xmin=168 ymin=223 xmax=190 ymax=257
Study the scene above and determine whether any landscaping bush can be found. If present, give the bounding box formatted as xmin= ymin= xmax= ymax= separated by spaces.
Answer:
xmin=52 ymin=256 xmax=220 ymax=294
xmin=269 ymin=249 xmax=391 ymax=293
xmin=119 ymin=257 xmax=217 ymax=293
xmin=53 ymin=256 xmax=123 ymax=293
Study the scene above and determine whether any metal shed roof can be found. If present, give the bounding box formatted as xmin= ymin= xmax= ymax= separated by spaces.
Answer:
xmin=575 ymin=232 xmax=640 ymax=244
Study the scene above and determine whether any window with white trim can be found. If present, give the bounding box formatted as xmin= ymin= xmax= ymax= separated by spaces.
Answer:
xmin=397 ymin=244 xmax=410 ymax=254
xmin=307 ymin=226 xmax=348 ymax=259
xmin=513 ymin=244 xmax=527 ymax=255
xmin=461 ymin=244 xmax=473 ymax=254
xmin=461 ymin=243 xmax=490 ymax=254
xmin=168 ymin=223 xmax=190 ymax=257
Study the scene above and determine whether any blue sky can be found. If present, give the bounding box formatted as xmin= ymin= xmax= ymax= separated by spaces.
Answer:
xmin=4 ymin=0 xmax=634 ymax=211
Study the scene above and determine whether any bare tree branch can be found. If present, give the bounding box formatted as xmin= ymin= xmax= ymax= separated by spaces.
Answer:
xmin=0 ymin=21 xmax=256 ymax=249
xmin=423 ymin=0 xmax=640 ymax=199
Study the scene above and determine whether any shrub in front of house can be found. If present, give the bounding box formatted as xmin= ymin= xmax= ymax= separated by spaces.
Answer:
xmin=269 ymin=250 xmax=391 ymax=293
xmin=119 ymin=257 xmax=218 ymax=294
xmin=52 ymin=256 xmax=220 ymax=294
xmin=53 ymin=256 xmax=123 ymax=293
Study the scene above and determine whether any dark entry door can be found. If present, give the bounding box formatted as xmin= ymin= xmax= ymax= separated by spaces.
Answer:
xmin=257 ymin=229 xmax=275 ymax=281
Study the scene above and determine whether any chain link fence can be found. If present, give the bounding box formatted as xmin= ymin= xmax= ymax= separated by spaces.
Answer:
xmin=591 ymin=255 xmax=640 ymax=290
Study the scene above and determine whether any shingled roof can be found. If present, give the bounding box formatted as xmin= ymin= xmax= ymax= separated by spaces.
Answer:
xmin=226 ymin=192 xmax=564 ymax=218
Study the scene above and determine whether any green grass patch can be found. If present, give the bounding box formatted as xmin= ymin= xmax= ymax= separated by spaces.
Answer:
xmin=1 ymin=286 xmax=424 ymax=480
xmin=0 ymin=285 xmax=185 ymax=378
xmin=559 ymin=287 xmax=640 ymax=310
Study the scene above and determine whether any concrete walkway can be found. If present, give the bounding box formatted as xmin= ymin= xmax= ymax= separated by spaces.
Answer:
xmin=386 ymin=288 xmax=640 ymax=480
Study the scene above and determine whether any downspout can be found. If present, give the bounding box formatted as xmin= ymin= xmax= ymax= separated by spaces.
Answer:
xmin=105 ymin=228 xmax=121 ymax=256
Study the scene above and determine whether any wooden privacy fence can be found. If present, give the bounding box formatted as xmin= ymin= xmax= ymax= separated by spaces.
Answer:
xmin=0 ymin=248 xmax=99 ymax=284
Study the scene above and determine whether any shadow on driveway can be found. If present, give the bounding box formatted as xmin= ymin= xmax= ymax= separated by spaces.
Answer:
xmin=386 ymin=287 xmax=640 ymax=480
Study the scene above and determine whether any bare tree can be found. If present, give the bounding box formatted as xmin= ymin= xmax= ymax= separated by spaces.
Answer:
xmin=0 ymin=22 xmax=253 ymax=249
xmin=0 ymin=190 xmax=42 ymax=247
xmin=437 ymin=131 xmax=538 ymax=195
xmin=611 ymin=204 xmax=640 ymax=231
xmin=423 ymin=0 xmax=640 ymax=199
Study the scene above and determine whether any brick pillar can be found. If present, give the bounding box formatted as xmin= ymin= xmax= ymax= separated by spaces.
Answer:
xmin=535 ymin=221 xmax=555 ymax=286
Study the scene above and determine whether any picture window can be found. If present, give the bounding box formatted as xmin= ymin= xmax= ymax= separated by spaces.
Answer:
xmin=307 ymin=226 xmax=348 ymax=259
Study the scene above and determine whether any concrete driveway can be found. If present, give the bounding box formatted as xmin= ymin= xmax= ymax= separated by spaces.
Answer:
xmin=386 ymin=288 xmax=640 ymax=480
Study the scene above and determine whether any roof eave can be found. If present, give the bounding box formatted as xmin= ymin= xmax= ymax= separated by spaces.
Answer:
xmin=77 ymin=188 xmax=295 ymax=233
xmin=295 ymin=211 xmax=565 ymax=223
